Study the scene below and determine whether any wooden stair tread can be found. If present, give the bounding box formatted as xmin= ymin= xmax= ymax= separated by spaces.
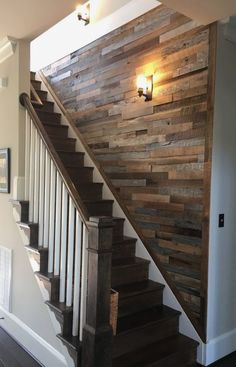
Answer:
xmin=112 ymin=256 xmax=150 ymax=268
xmin=57 ymin=334 xmax=81 ymax=351
xmin=50 ymin=136 xmax=76 ymax=143
xmin=113 ymin=334 xmax=198 ymax=366
xmin=35 ymin=271 xmax=59 ymax=282
xmin=115 ymin=280 xmax=164 ymax=300
xmin=84 ymin=199 xmax=113 ymax=204
xmin=112 ymin=236 xmax=137 ymax=245
xmin=46 ymin=300 xmax=73 ymax=314
xmin=116 ymin=305 xmax=180 ymax=334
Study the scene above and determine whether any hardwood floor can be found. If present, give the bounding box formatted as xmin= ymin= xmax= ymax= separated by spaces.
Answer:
xmin=198 ymin=353 xmax=236 ymax=367
xmin=0 ymin=327 xmax=41 ymax=367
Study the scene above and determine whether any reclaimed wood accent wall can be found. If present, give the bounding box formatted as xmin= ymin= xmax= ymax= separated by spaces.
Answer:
xmin=43 ymin=5 xmax=214 ymax=334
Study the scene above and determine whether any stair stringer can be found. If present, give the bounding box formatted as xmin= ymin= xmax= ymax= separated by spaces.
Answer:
xmin=38 ymin=72 xmax=205 ymax=364
xmin=11 ymin=201 xmax=77 ymax=367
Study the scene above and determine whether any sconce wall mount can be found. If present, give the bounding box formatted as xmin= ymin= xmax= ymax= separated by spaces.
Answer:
xmin=77 ymin=3 xmax=90 ymax=25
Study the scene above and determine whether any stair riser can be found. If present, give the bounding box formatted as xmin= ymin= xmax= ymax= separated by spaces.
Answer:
xmin=38 ymin=249 xmax=49 ymax=274
xmin=113 ymin=316 xmax=179 ymax=358
xmin=38 ymin=102 xmax=54 ymax=112
xmin=72 ymin=170 xmax=94 ymax=184
xmin=78 ymin=185 xmax=103 ymax=201
xmin=36 ymin=110 xmax=61 ymax=124
xmin=59 ymin=153 xmax=84 ymax=167
xmin=36 ymin=275 xmax=60 ymax=302
xmin=112 ymin=263 xmax=149 ymax=287
xmin=34 ymin=90 xmax=48 ymax=102
xmin=146 ymin=349 xmax=197 ymax=367
xmin=112 ymin=219 xmax=125 ymax=239
xmin=112 ymin=243 xmax=136 ymax=260
xmin=31 ymin=80 xmax=42 ymax=90
xmin=26 ymin=249 xmax=40 ymax=273
xmin=53 ymin=140 xmax=76 ymax=152
xmin=118 ymin=289 xmax=163 ymax=317
xmin=85 ymin=201 xmax=113 ymax=216
xmin=30 ymin=72 xmax=36 ymax=80
xmin=20 ymin=225 xmax=38 ymax=248
xmin=47 ymin=307 xmax=73 ymax=337
xmin=45 ymin=125 xmax=69 ymax=138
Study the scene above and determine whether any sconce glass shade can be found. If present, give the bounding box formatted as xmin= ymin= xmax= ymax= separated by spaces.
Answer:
xmin=137 ymin=74 xmax=153 ymax=101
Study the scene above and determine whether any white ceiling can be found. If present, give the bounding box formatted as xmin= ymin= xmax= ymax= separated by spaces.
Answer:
xmin=0 ymin=0 xmax=86 ymax=40
xmin=1 ymin=0 xmax=236 ymax=42
xmin=160 ymin=0 xmax=236 ymax=24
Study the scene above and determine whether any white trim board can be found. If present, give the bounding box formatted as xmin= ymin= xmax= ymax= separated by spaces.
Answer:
xmin=202 ymin=329 xmax=236 ymax=365
xmin=0 ymin=306 xmax=67 ymax=367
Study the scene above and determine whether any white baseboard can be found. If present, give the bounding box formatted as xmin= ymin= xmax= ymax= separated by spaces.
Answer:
xmin=0 ymin=306 xmax=67 ymax=367
xmin=202 ymin=328 xmax=236 ymax=365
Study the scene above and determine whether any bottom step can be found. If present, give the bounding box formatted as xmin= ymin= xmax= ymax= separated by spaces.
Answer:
xmin=113 ymin=334 xmax=198 ymax=367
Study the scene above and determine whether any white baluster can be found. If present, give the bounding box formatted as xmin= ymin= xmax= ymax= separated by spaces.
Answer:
xmin=79 ymin=224 xmax=88 ymax=340
xmin=59 ymin=184 xmax=68 ymax=303
xmin=33 ymin=132 xmax=40 ymax=223
xmin=48 ymin=161 xmax=56 ymax=274
xmin=54 ymin=172 xmax=62 ymax=276
xmin=38 ymin=141 xmax=45 ymax=247
xmin=25 ymin=111 xmax=31 ymax=201
xmin=72 ymin=212 xmax=82 ymax=337
xmin=43 ymin=151 xmax=51 ymax=248
xmin=29 ymin=121 xmax=35 ymax=222
xmin=66 ymin=198 xmax=75 ymax=307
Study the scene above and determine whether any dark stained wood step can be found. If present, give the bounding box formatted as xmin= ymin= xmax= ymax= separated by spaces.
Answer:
xmin=58 ymin=151 xmax=84 ymax=167
xmin=31 ymin=80 xmax=42 ymax=90
xmin=33 ymin=89 xmax=48 ymax=102
xmin=25 ymin=246 xmax=48 ymax=274
xmin=84 ymin=199 xmax=113 ymax=216
xmin=69 ymin=167 xmax=94 ymax=184
xmin=36 ymin=101 xmax=55 ymax=112
xmin=43 ymin=123 xmax=69 ymax=138
xmin=10 ymin=199 xmax=29 ymax=222
xmin=35 ymin=271 xmax=60 ymax=302
xmin=113 ymin=334 xmax=198 ymax=367
xmin=36 ymin=110 xmax=61 ymax=124
xmin=51 ymin=137 xmax=76 ymax=152
xmin=77 ymin=182 xmax=103 ymax=200
xmin=57 ymin=334 xmax=81 ymax=367
xmin=46 ymin=301 xmax=73 ymax=336
xmin=115 ymin=280 xmax=164 ymax=317
xmin=17 ymin=222 xmax=38 ymax=248
xmin=67 ymin=166 xmax=94 ymax=181
xmin=113 ymin=306 xmax=180 ymax=359
xmin=112 ymin=236 xmax=136 ymax=260
xmin=112 ymin=257 xmax=150 ymax=287
xmin=30 ymin=71 xmax=36 ymax=80
xmin=112 ymin=217 xmax=125 ymax=239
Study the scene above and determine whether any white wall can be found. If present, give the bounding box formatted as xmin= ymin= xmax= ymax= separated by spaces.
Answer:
xmin=0 ymin=40 xmax=66 ymax=366
xmin=31 ymin=0 xmax=160 ymax=71
xmin=206 ymin=21 xmax=236 ymax=364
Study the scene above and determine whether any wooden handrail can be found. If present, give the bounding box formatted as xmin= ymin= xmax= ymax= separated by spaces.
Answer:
xmin=30 ymin=83 xmax=44 ymax=107
xmin=19 ymin=92 xmax=89 ymax=227
xmin=39 ymin=71 xmax=205 ymax=341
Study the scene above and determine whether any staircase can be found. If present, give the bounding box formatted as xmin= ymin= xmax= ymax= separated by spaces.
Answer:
xmin=15 ymin=71 xmax=199 ymax=367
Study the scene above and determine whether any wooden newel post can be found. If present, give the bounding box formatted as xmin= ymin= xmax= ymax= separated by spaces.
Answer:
xmin=82 ymin=216 xmax=114 ymax=367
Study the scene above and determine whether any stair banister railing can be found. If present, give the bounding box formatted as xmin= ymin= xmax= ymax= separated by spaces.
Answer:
xmin=20 ymin=92 xmax=92 ymax=343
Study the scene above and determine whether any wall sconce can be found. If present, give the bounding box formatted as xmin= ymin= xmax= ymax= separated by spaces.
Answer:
xmin=77 ymin=3 xmax=90 ymax=25
xmin=137 ymin=75 xmax=153 ymax=101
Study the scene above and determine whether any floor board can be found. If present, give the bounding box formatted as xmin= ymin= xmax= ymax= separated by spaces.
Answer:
xmin=0 ymin=327 xmax=41 ymax=367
